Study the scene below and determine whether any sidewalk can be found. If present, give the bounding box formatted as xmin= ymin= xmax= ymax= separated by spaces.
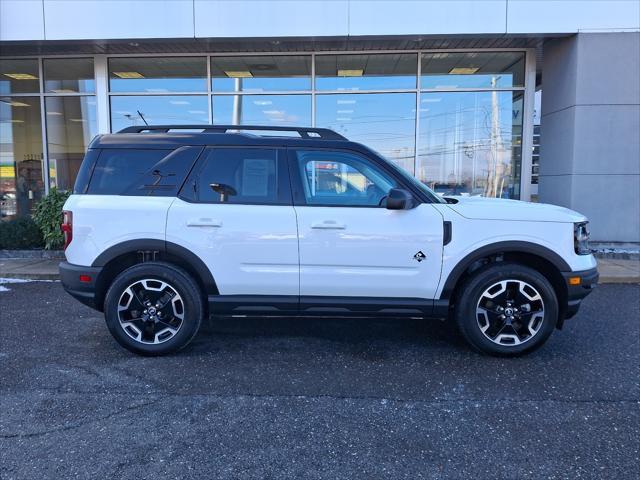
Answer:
xmin=1 ymin=257 xmax=638 ymax=284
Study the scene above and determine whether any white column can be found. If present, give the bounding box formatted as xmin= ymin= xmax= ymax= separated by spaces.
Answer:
xmin=519 ymin=48 xmax=537 ymax=202
xmin=94 ymin=55 xmax=111 ymax=133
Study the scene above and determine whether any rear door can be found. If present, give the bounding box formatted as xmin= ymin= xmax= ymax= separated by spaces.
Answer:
xmin=289 ymin=148 xmax=444 ymax=301
xmin=166 ymin=146 xmax=299 ymax=301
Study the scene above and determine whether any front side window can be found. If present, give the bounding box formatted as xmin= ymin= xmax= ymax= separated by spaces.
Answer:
xmin=195 ymin=148 xmax=287 ymax=205
xmin=294 ymin=150 xmax=397 ymax=207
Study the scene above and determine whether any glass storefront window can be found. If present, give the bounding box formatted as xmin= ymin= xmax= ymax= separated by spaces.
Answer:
xmin=315 ymin=54 xmax=417 ymax=91
xmin=212 ymin=95 xmax=311 ymax=127
xmin=45 ymin=96 xmax=97 ymax=190
xmin=0 ymin=59 xmax=40 ymax=95
xmin=110 ymin=95 xmax=209 ymax=132
xmin=0 ymin=96 xmax=44 ymax=219
xmin=421 ymin=52 xmax=525 ymax=89
xmin=316 ymin=93 xmax=416 ymax=173
xmin=108 ymin=57 xmax=207 ymax=93
xmin=44 ymin=58 xmax=95 ymax=93
xmin=211 ymin=56 xmax=311 ymax=92
xmin=417 ymin=91 xmax=523 ymax=199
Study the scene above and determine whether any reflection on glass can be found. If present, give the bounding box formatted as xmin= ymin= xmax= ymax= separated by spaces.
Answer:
xmin=212 ymin=95 xmax=311 ymax=127
xmin=211 ymin=56 xmax=311 ymax=92
xmin=417 ymin=91 xmax=523 ymax=199
xmin=46 ymin=96 xmax=98 ymax=190
xmin=316 ymin=93 xmax=416 ymax=173
xmin=0 ymin=97 xmax=44 ymax=219
xmin=109 ymin=57 xmax=207 ymax=92
xmin=0 ymin=59 xmax=40 ymax=95
xmin=44 ymin=58 xmax=95 ymax=93
xmin=315 ymin=54 xmax=417 ymax=91
xmin=421 ymin=52 xmax=525 ymax=89
xmin=110 ymin=96 xmax=209 ymax=132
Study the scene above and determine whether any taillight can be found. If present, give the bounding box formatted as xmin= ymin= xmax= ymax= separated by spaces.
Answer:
xmin=61 ymin=210 xmax=73 ymax=250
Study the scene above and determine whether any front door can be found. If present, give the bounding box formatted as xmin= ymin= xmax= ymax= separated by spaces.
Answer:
xmin=289 ymin=148 xmax=444 ymax=301
xmin=167 ymin=146 xmax=299 ymax=298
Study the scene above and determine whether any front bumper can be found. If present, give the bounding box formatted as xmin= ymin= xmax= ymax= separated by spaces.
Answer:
xmin=561 ymin=266 xmax=599 ymax=319
xmin=59 ymin=261 xmax=103 ymax=311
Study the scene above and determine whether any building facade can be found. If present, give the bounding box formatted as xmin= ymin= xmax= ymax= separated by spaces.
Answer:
xmin=1 ymin=0 xmax=638 ymax=245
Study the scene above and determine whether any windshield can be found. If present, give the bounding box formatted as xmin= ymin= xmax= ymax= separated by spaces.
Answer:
xmin=363 ymin=146 xmax=446 ymax=204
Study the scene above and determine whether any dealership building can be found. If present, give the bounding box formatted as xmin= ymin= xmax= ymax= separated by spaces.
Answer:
xmin=1 ymin=0 xmax=638 ymax=245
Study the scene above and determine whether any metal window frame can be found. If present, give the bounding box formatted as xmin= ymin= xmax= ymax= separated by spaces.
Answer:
xmin=1 ymin=48 xmax=536 ymax=200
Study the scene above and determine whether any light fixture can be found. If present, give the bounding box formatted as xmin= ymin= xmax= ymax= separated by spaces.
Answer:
xmin=449 ymin=67 xmax=480 ymax=75
xmin=8 ymin=119 xmax=24 ymax=123
xmin=188 ymin=110 xmax=206 ymax=114
xmin=337 ymin=69 xmax=363 ymax=77
xmin=113 ymin=71 xmax=144 ymax=79
xmin=1 ymin=100 xmax=30 ymax=107
xmin=70 ymin=118 xmax=85 ymax=122
xmin=253 ymin=100 xmax=272 ymax=106
xmin=47 ymin=111 xmax=63 ymax=116
xmin=224 ymin=71 xmax=253 ymax=78
xmin=169 ymin=100 xmax=190 ymax=105
xmin=337 ymin=99 xmax=356 ymax=105
xmin=50 ymin=89 xmax=77 ymax=93
xmin=3 ymin=73 xmax=38 ymax=80
xmin=336 ymin=109 xmax=353 ymax=114
xmin=336 ymin=117 xmax=351 ymax=121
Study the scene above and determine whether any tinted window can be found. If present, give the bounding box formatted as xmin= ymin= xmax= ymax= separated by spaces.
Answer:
xmin=294 ymin=150 xmax=397 ymax=207
xmin=87 ymin=149 xmax=170 ymax=195
xmin=195 ymin=148 xmax=286 ymax=205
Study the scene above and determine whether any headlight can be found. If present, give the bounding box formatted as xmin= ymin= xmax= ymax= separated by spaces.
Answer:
xmin=574 ymin=222 xmax=591 ymax=255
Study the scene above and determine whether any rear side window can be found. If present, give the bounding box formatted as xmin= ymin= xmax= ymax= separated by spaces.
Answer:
xmin=191 ymin=147 xmax=289 ymax=205
xmin=87 ymin=149 xmax=170 ymax=195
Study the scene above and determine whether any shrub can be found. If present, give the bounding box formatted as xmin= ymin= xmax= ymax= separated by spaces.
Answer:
xmin=32 ymin=188 xmax=71 ymax=250
xmin=0 ymin=217 xmax=44 ymax=249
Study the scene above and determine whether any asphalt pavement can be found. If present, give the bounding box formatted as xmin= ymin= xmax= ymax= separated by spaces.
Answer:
xmin=1 ymin=281 xmax=638 ymax=479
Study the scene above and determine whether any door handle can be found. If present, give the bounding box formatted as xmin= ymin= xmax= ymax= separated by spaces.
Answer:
xmin=311 ymin=220 xmax=346 ymax=230
xmin=187 ymin=218 xmax=222 ymax=228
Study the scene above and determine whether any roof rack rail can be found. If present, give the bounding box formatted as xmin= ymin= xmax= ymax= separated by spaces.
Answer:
xmin=117 ymin=124 xmax=347 ymax=140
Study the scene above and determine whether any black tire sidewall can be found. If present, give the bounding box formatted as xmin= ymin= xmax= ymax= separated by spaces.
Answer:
xmin=455 ymin=263 xmax=558 ymax=356
xmin=104 ymin=262 xmax=204 ymax=356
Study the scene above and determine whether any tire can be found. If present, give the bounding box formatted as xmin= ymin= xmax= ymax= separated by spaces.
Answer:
xmin=104 ymin=262 xmax=204 ymax=356
xmin=453 ymin=263 xmax=558 ymax=357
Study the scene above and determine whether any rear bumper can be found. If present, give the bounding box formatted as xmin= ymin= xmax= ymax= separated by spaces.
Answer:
xmin=562 ymin=267 xmax=599 ymax=319
xmin=59 ymin=261 xmax=103 ymax=311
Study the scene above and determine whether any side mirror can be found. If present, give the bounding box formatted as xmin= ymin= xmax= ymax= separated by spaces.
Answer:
xmin=386 ymin=188 xmax=414 ymax=210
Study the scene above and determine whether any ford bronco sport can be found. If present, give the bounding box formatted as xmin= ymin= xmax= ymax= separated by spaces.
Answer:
xmin=59 ymin=125 xmax=598 ymax=356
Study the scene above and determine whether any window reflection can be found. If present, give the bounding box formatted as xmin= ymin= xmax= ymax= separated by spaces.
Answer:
xmin=0 ymin=59 xmax=40 ymax=95
xmin=315 ymin=54 xmax=417 ymax=91
xmin=212 ymin=95 xmax=311 ymax=126
xmin=316 ymin=93 xmax=416 ymax=173
xmin=417 ymin=91 xmax=523 ymax=199
xmin=44 ymin=58 xmax=95 ymax=93
xmin=46 ymin=96 xmax=97 ymax=190
xmin=110 ymin=96 xmax=209 ymax=132
xmin=109 ymin=57 xmax=207 ymax=92
xmin=211 ymin=56 xmax=311 ymax=92
xmin=0 ymin=97 xmax=44 ymax=219
xmin=421 ymin=52 xmax=525 ymax=89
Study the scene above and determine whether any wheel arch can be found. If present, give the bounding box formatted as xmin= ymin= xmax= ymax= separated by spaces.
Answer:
xmin=441 ymin=241 xmax=570 ymax=322
xmin=91 ymin=239 xmax=218 ymax=311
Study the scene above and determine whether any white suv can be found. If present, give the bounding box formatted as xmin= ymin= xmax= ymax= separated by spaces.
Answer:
xmin=60 ymin=125 xmax=598 ymax=356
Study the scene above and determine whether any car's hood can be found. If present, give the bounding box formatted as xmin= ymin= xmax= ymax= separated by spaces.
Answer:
xmin=443 ymin=196 xmax=587 ymax=223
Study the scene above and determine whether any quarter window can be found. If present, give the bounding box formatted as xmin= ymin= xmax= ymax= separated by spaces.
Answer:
xmin=195 ymin=148 xmax=286 ymax=205
xmin=294 ymin=150 xmax=397 ymax=207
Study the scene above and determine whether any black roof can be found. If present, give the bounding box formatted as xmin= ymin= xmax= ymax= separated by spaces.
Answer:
xmin=90 ymin=125 xmax=355 ymax=150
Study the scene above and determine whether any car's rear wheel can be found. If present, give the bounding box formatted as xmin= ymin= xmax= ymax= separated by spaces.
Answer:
xmin=454 ymin=263 xmax=558 ymax=356
xmin=104 ymin=262 xmax=204 ymax=355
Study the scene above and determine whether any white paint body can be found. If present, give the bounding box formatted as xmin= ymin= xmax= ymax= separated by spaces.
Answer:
xmin=64 ymin=192 xmax=596 ymax=301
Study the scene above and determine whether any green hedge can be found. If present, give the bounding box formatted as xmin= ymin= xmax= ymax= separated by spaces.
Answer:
xmin=0 ymin=217 xmax=44 ymax=250
xmin=32 ymin=188 xmax=71 ymax=250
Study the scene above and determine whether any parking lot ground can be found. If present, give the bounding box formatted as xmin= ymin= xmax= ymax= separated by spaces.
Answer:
xmin=1 ymin=282 xmax=639 ymax=479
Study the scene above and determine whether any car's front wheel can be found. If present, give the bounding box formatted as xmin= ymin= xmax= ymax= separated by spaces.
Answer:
xmin=104 ymin=262 xmax=204 ymax=355
xmin=454 ymin=263 xmax=558 ymax=356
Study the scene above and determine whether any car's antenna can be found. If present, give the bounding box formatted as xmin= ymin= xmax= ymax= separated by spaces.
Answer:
xmin=136 ymin=110 xmax=148 ymax=125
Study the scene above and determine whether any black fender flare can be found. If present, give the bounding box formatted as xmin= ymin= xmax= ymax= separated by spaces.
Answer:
xmin=439 ymin=241 xmax=571 ymax=300
xmin=92 ymin=239 xmax=218 ymax=295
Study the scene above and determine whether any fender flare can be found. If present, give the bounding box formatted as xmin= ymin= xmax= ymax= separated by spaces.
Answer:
xmin=92 ymin=239 xmax=218 ymax=295
xmin=439 ymin=241 xmax=571 ymax=300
